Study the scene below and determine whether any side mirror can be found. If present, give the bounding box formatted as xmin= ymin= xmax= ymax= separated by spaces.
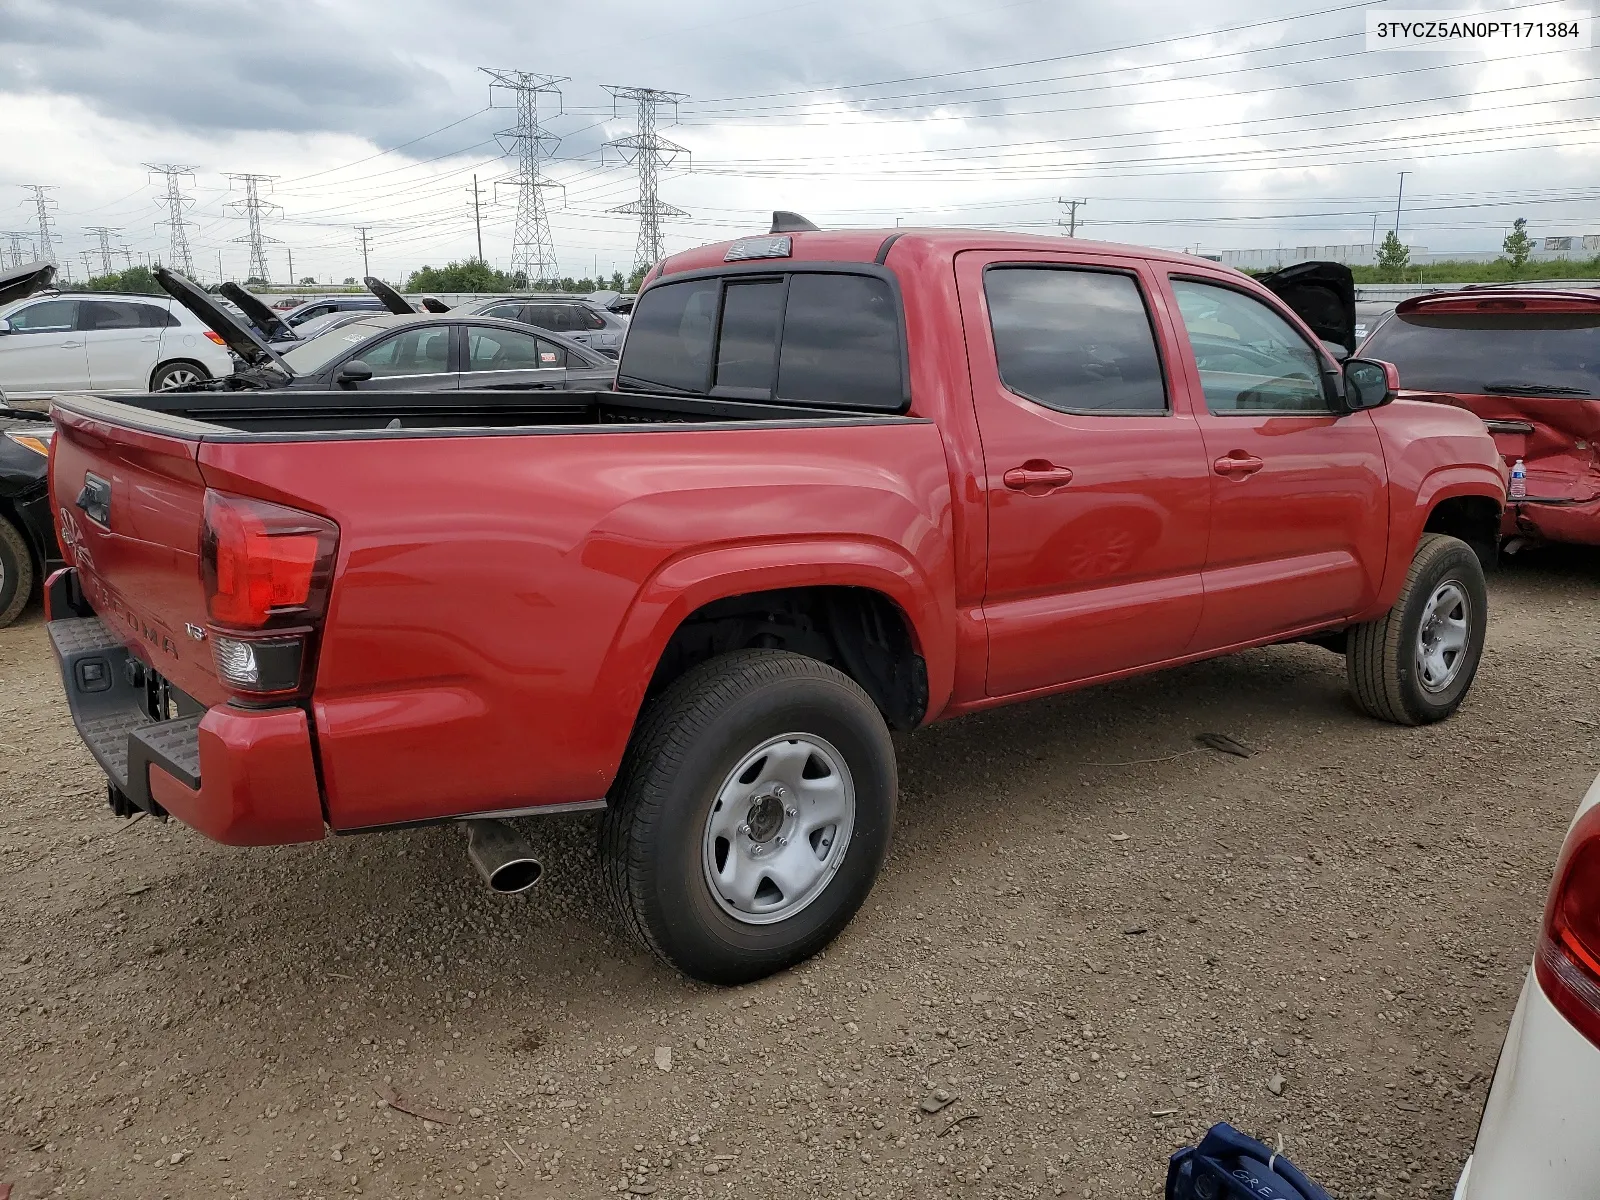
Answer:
xmin=0 ymin=318 xmax=12 ymax=334
xmin=1341 ymin=357 xmax=1399 ymax=412
xmin=336 ymin=358 xmax=374 ymax=386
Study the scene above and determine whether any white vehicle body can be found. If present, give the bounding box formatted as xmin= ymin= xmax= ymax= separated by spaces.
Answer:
xmin=0 ymin=291 xmax=233 ymax=404
xmin=1456 ymin=771 xmax=1600 ymax=1199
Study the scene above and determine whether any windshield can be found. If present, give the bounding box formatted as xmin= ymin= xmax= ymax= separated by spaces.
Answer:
xmin=1363 ymin=311 xmax=1600 ymax=397
xmin=279 ymin=318 xmax=393 ymax=373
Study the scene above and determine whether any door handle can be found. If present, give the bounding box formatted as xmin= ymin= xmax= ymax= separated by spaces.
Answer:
xmin=1003 ymin=461 xmax=1074 ymax=493
xmin=1213 ymin=453 xmax=1265 ymax=477
xmin=61 ymin=340 xmax=83 ymax=348
xmin=140 ymin=335 xmax=161 ymax=343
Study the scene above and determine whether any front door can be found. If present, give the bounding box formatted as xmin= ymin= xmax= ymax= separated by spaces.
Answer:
xmin=957 ymin=251 xmax=1212 ymax=697
xmin=82 ymin=298 xmax=164 ymax=391
xmin=0 ymin=299 xmax=86 ymax=397
xmin=340 ymin=324 xmax=457 ymax=390
xmin=1162 ymin=273 xmax=1387 ymax=651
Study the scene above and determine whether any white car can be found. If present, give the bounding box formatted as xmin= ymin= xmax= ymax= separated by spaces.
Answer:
xmin=1455 ymin=770 xmax=1600 ymax=1198
xmin=0 ymin=288 xmax=234 ymax=407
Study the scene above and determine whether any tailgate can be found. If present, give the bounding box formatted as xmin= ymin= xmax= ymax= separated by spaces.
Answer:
xmin=51 ymin=400 xmax=226 ymax=707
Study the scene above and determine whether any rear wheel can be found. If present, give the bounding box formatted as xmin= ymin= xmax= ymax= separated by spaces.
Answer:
xmin=0 ymin=515 xmax=35 ymax=627
xmin=1346 ymin=532 xmax=1488 ymax=725
xmin=602 ymin=650 xmax=897 ymax=984
xmin=150 ymin=360 xmax=209 ymax=391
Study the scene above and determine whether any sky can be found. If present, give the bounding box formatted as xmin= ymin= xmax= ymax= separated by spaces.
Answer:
xmin=0 ymin=0 xmax=1595 ymax=284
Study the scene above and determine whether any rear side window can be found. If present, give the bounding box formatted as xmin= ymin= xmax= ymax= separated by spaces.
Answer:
xmin=1361 ymin=312 xmax=1600 ymax=397
xmin=619 ymin=271 xmax=905 ymax=409
xmin=984 ymin=268 xmax=1167 ymax=414
xmin=80 ymin=300 xmax=147 ymax=331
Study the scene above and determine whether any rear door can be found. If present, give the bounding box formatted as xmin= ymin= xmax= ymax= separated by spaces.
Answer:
xmin=0 ymin=299 xmax=86 ymax=396
xmin=82 ymin=298 xmax=165 ymax=391
xmin=1160 ymin=272 xmax=1386 ymax=650
xmin=956 ymin=250 xmax=1212 ymax=696
xmin=50 ymin=402 xmax=225 ymax=707
xmin=458 ymin=323 xmax=571 ymax=390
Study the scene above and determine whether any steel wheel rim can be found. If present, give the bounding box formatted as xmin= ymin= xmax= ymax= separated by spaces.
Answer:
xmin=159 ymin=367 xmax=200 ymax=389
xmin=702 ymin=733 xmax=856 ymax=926
xmin=1415 ymin=579 xmax=1471 ymax=693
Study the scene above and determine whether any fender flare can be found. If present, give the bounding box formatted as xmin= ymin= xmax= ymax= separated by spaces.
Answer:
xmin=591 ymin=536 xmax=956 ymax=768
xmin=1371 ymin=464 xmax=1506 ymax=613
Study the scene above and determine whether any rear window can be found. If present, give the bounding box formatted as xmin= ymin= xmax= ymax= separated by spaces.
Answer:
xmin=618 ymin=271 xmax=905 ymax=409
xmin=1363 ymin=312 xmax=1600 ymax=397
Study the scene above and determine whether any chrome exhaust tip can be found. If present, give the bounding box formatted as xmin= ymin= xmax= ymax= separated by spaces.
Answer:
xmin=464 ymin=819 xmax=543 ymax=894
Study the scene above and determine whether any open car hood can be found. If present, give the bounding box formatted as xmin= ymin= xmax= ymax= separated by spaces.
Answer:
xmin=1260 ymin=260 xmax=1356 ymax=355
xmin=219 ymin=283 xmax=296 ymax=343
xmin=156 ymin=266 xmax=292 ymax=374
xmin=364 ymin=276 xmax=418 ymax=316
xmin=0 ymin=261 xmax=57 ymax=307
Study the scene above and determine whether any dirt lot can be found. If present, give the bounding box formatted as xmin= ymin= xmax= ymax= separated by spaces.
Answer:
xmin=2 ymin=548 xmax=1597 ymax=1200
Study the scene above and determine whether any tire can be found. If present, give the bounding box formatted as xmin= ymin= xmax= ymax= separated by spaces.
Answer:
xmin=0 ymin=515 xmax=35 ymax=628
xmin=1346 ymin=532 xmax=1488 ymax=725
xmin=150 ymin=360 xmax=209 ymax=391
xmin=602 ymin=650 xmax=897 ymax=985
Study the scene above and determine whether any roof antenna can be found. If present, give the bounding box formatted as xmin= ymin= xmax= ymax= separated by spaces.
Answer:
xmin=770 ymin=211 xmax=820 ymax=234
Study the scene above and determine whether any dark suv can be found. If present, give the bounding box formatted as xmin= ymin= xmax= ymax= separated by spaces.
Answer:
xmin=463 ymin=297 xmax=629 ymax=358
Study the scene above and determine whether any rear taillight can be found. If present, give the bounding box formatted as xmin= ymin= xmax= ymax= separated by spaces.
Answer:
xmin=200 ymin=490 xmax=338 ymax=698
xmin=203 ymin=330 xmax=227 ymax=346
xmin=1535 ymin=802 xmax=1600 ymax=1048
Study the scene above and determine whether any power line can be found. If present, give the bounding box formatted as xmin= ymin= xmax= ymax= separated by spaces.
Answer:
xmin=225 ymin=173 xmax=282 ymax=282
xmin=145 ymin=164 xmax=199 ymax=277
xmin=481 ymin=67 xmax=567 ymax=284
xmin=19 ymin=185 xmax=60 ymax=265
xmin=602 ymin=85 xmax=690 ymax=273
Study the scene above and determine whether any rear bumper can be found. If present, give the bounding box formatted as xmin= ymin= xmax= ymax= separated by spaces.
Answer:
xmin=49 ymin=613 xmax=325 ymax=846
xmin=1504 ymin=496 xmax=1600 ymax=546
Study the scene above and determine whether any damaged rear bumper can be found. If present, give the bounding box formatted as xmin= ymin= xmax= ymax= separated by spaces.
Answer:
xmin=49 ymin=612 xmax=325 ymax=846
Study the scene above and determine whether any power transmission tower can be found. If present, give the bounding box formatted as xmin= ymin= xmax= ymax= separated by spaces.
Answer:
xmin=225 ymin=173 xmax=282 ymax=282
xmin=19 ymin=185 xmax=60 ymax=264
xmin=1 ymin=232 xmax=33 ymax=269
xmin=467 ymin=174 xmax=486 ymax=262
xmin=355 ymin=226 xmax=372 ymax=278
xmin=145 ymin=164 xmax=199 ymax=277
xmin=1057 ymin=198 xmax=1087 ymax=237
xmin=603 ymin=86 xmax=690 ymax=275
xmin=86 ymin=226 xmax=119 ymax=276
xmin=116 ymin=242 xmax=136 ymax=270
xmin=480 ymin=68 xmax=567 ymax=286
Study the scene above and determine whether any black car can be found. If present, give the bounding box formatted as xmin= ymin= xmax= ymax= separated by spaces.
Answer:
xmin=0 ymin=261 xmax=62 ymax=625
xmin=157 ymin=267 xmax=616 ymax=393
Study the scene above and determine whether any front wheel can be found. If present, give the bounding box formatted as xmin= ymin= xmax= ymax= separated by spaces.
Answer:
xmin=602 ymin=650 xmax=897 ymax=985
xmin=150 ymin=360 xmax=209 ymax=391
xmin=0 ymin=515 xmax=35 ymax=627
xmin=1346 ymin=532 xmax=1488 ymax=725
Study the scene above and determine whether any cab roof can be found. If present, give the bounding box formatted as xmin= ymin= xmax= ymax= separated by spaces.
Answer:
xmin=652 ymin=226 xmax=1240 ymax=280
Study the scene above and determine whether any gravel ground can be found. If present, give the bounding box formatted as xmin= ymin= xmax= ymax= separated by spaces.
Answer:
xmin=2 ymin=546 xmax=1596 ymax=1200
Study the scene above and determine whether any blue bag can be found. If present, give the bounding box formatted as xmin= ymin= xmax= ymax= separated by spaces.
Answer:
xmin=1166 ymin=1122 xmax=1335 ymax=1200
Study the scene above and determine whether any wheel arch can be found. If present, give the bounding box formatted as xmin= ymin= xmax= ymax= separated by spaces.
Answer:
xmin=1364 ymin=467 xmax=1505 ymax=619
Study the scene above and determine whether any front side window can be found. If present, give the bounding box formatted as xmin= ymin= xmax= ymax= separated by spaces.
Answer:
xmin=8 ymin=299 xmax=77 ymax=333
xmin=466 ymin=325 xmax=555 ymax=371
xmin=617 ymin=278 xmax=719 ymax=392
xmin=984 ymin=267 xmax=1167 ymax=414
xmin=360 ymin=326 xmax=452 ymax=377
xmin=1171 ymin=279 xmax=1330 ymax=414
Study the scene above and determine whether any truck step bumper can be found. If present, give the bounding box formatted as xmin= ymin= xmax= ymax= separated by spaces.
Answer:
xmin=50 ymin=615 xmax=326 ymax=846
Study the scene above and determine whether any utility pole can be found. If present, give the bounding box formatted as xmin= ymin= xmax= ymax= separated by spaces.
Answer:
xmin=1393 ymin=171 xmax=1411 ymax=237
xmin=117 ymin=242 xmax=136 ymax=270
xmin=145 ymin=164 xmax=199 ymax=277
xmin=468 ymin=174 xmax=485 ymax=262
xmin=603 ymin=85 xmax=690 ymax=276
xmin=480 ymin=68 xmax=567 ymax=285
xmin=19 ymin=185 xmax=60 ymax=264
xmin=216 ymin=250 xmax=225 ymax=283
xmin=355 ymin=226 xmax=372 ymax=278
xmin=86 ymin=226 xmax=119 ymax=276
xmin=287 ymin=246 xmax=295 ymax=284
xmin=225 ymin=173 xmax=282 ymax=282
xmin=78 ymin=249 xmax=98 ymax=281
xmin=1057 ymin=197 xmax=1087 ymax=237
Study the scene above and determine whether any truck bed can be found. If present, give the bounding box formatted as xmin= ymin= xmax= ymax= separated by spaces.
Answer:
xmin=55 ymin=387 xmax=900 ymax=437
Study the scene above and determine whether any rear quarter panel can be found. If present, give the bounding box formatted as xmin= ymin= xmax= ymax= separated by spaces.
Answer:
xmin=1361 ymin=399 xmax=1506 ymax=618
xmin=197 ymin=420 xmax=956 ymax=830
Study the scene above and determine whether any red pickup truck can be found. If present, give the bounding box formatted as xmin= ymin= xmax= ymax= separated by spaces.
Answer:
xmin=45 ymin=225 xmax=1506 ymax=983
